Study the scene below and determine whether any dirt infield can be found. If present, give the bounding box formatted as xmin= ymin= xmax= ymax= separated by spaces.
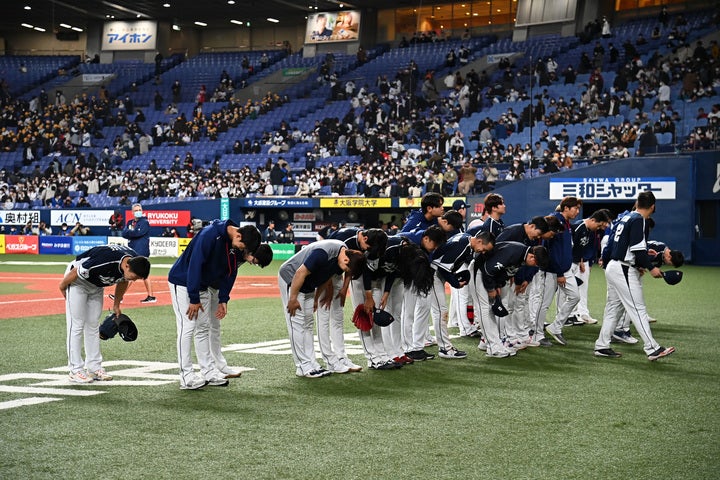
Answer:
xmin=0 ymin=273 xmax=280 ymax=320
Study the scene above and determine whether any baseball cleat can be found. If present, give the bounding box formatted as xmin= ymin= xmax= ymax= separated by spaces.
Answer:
xmin=594 ymin=348 xmax=622 ymax=358
xmin=648 ymin=346 xmax=675 ymax=361
xmin=69 ymin=371 xmax=94 ymax=384
xmin=89 ymin=368 xmax=113 ymax=381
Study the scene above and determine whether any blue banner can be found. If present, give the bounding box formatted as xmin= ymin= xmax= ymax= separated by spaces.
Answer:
xmin=38 ymin=236 xmax=73 ymax=255
xmin=240 ymin=198 xmax=316 ymax=208
xmin=71 ymin=236 xmax=108 ymax=255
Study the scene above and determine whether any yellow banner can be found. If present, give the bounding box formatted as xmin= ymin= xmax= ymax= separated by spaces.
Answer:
xmin=320 ymin=198 xmax=392 ymax=208
xmin=178 ymin=237 xmax=192 ymax=255
xmin=0 ymin=234 xmax=5 ymax=254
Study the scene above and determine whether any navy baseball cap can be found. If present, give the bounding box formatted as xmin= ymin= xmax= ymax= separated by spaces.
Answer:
xmin=452 ymin=200 xmax=469 ymax=210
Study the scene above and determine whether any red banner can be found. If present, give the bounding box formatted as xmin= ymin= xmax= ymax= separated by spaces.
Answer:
xmin=5 ymin=235 xmax=39 ymax=254
xmin=125 ymin=210 xmax=191 ymax=227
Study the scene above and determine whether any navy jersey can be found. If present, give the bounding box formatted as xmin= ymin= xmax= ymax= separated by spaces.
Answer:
xmin=401 ymin=209 xmax=437 ymax=233
xmin=432 ymin=232 xmax=474 ymax=287
xmin=496 ymin=223 xmax=534 ymax=245
xmin=279 ymin=240 xmax=345 ymax=293
xmin=467 ymin=216 xmax=504 ymax=237
xmin=328 ymin=227 xmax=359 ymax=243
xmin=608 ymin=211 xmax=652 ymax=269
xmin=168 ymin=219 xmax=243 ymax=304
xmin=476 ymin=241 xmax=530 ymax=291
xmin=74 ymin=244 xmax=138 ymax=288
xmin=571 ymin=221 xmax=597 ymax=263
xmin=647 ymin=240 xmax=667 ymax=268
xmin=546 ymin=211 xmax=573 ymax=275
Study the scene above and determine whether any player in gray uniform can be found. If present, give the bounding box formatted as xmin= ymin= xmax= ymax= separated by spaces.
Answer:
xmin=593 ymin=191 xmax=676 ymax=360
xmin=59 ymin=245 xmax=150 ymax=383
xmin=279 ymin=240 xmax=366 ymax=378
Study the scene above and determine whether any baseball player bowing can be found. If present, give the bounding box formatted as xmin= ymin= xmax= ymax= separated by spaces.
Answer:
xmin=593 ymin=191 xmax=676 ymax=360
xmin=59 ymin=245 xmax=151 ymax=383
xmin=278 ymin=240 xmax=366 ymax=378
xmin=168 ymin=220 xmax=261 ymax=390
xmin=318 ymin=228 xmax=388 ymax=373
xmin=471 ymin=241 xmax=549 ymax=358
xmin=429 ymin=227 xmax=494 ymax=360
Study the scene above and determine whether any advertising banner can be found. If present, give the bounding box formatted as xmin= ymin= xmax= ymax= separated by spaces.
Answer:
xmin=38 ymin=236 xmax=73 ymax=255
xmin=50 ymin=210 xmax=115 ymax=227
xmin=241 ymin=198 xmax=315 ymax=208
xmin=304 ymin=11 xmax=361 ymax=44
xmin=320 ymin=198 xmax=391 ymax=208
xmin=71 ymin=237 xmax=108 ymax=255
xmin=0 ymin=234 xmax=4 ymax=254
xmin=270 ymin=243 xmax=296 ymax=260
xmin=549 ymin=177 xmax=676 ymax=200
xmin=5 ymin=235 xmax=39 ymax=254
xmin=102 ymin=21 xmax=157 ymax=51
xmin=0 ymin=210 xmax=40 ymax=225
xmin=150 ymin=237 xmax=179 ymax=257
xmin=124 ymin=210 xmax=191 ymax=227
xmin=178 ymin=238 xmax=192 ymax=255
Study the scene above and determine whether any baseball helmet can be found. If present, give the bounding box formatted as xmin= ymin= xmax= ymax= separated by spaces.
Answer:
xmin=662 ymin=269 xmax=683 ymax=286
xmin=352 ymin=304 xmax=373 ymax=331
xmin=491 ymin=296 xmax=509 ymax=317
xmin=372 ymin=308 xmax=395 ymax=327
xmin=99 ymin=313 xmax=119 ymax=340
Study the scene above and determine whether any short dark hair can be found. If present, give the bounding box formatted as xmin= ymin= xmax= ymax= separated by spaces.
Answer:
xmin=590 ymin=209 xmax=612 ymax=223
xmin=528 ymin=215 xmax=549 ymax=234
xmin=474 ymin=230 xmax=496 ymax=246
xmin=128 ymin=256 xmax=151 ymax=279
xmin=362 ymin=228 xmax=388 ymax=260
xmin=484 ymin=193 xmax=504 ymax=213
xmin=420 ymin=192 xmax=444 ymax=213
xmin=422 ymin=224 xmax=447 ymax=246
xmin=346 ymin=249 xmax=367 ymax=280
xmin=441 ymin=210 xmax=464 ymax=230
xmin=637 ymin=190 xmax=656 ymax=209
xmin=669 ymin=250 xmax=684 ymax=268
xmin=558 ymin=196 xmax=582 ymax=211
xmin=253 ymin=244 xmax=273 ymax=268
xmin=544 ymin=215 xmax=563 ymax=233
xmin=239 ymin=225 xmax=261 ymax=254
xmin=530 ymin=245 xmax=549 ymax=269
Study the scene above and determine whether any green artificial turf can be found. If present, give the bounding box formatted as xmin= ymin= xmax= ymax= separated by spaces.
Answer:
xmin=0 ymin=262 xmax=718 ymax=479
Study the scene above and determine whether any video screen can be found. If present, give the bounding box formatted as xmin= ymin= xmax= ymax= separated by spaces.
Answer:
xmin=304 ymin=10 xmax=361 ymax=44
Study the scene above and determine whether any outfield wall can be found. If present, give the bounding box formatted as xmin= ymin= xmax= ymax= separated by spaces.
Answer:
xmin=1 ymin=154 xmax=718 ymax=264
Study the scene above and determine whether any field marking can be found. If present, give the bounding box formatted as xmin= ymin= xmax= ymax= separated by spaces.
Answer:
xmin=0 ymin=397 xmax=64 ymax=410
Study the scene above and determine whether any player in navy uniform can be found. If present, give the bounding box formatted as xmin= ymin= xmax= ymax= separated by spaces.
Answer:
xmin=319 ymin=227 xmax=387 ymax=372
xmin=279 ymin=240 xmax=366 ymax=378
xmin=564 ymin=209 xmax=612 ymax=325
xmin=372 ymin=235 xmax=435 ymax=365
xmin=429 ymin=225 xmax=494 ymax=359
xmin=467 ymin=193 xmax=505 ymax=237
xmin=168 ymin=220 xmax=261 ymax=390
xmin=471 ymin=241 xmax=549 ymax=357
xmin=396 ymin=225 xmax=447 ymax=360
xmin=59 ymin=245 xmax=150 ymax=383
xmin=594 ymin=191 xmax=676 ymax=360
xmin=531 ymin=197 xmax=583 ymax=346
xmin=401 ymin=192 xmax=444 ymax=232
xmin=495 ymin=216 xmax=550 ymax=347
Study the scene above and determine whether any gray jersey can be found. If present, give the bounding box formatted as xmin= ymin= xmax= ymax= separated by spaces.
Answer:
xmin=279 ymin=240 xmax=345 ymax=293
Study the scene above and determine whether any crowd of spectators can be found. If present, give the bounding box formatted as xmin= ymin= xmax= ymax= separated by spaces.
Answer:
xmin=1 ymin=10 xmax=719 ymax=211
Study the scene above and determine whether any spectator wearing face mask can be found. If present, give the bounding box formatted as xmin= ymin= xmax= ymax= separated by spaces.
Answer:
xmin=122 ymin=203 xmax=156 ymax=303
